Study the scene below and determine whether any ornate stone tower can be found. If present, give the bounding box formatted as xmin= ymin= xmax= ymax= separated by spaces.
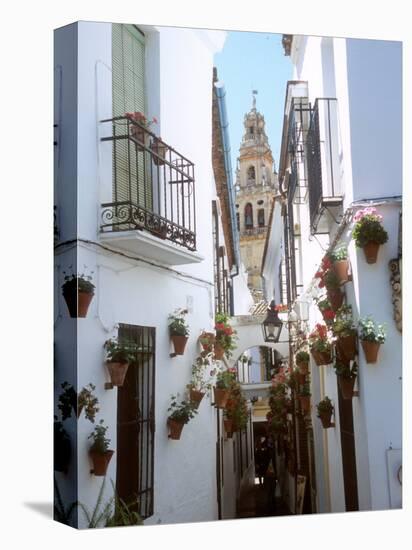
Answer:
xmin=235 ymin=92 xmax=278 ymax=302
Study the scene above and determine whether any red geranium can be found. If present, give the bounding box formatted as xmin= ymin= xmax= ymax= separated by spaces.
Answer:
xmin=323 ymin=309 xmax=335 ymax=320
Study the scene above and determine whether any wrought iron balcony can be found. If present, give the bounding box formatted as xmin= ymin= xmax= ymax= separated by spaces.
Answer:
xmin=306 ymin=98 xmax=343 ymax=234
xmin=100 ymin=116 xmax=196 ymax=252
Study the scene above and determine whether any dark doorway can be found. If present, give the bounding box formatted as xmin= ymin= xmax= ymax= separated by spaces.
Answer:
xmin=116 ymin=324 xmax=156 ymax=519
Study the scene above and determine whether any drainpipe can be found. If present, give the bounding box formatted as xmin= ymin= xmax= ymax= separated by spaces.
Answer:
xmin=214 ymin=81 xmax=240 ymax=279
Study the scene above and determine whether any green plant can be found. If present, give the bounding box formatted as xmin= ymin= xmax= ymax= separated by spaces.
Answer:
xmin=332 ymin=305 xmax=356 ymax=337
xmin=316 ymin=396 xmax=334 ymax=417
xmin=54 ymin=475 xmax=78 ymax=526
xmin=358 ymin=316 xmax=386 ymax=343
xmin=168 ymin=308 xmax=190 ymax=337
xmin=226 ymin=387 xmax=248 ymax=430
xmin=299 ymin=382 xmax=311 ymax=397
xmin=296 ymin=350 xmax=310 ymax=363
xmin=78 ymin=477 xmax=114 ymax=528
xmin=106 ymin=481 xmax=143 ymax=527
xmin=309 ymin=324 xmax=331 ymax=352
xmin=333 ymin=361 xmax=358 ymax=379
xmin=167 ymin=394 xmax=198 ymax=424
xmin=324 ymin=269 xmax=341 ymax=290
xmin=317 ymin=297 xmax=332 ymax=311
xmin=104 ymin=338 xmax=135 ymax=363
xmin=187 ymin=354 xmax=213 ymax=394
xmin=78 ymin=383 xmax=99 ymax=422
xmin=215 ymin=368 xmax=237 ymax=390
xmin=352 ymin=207 xmax=388 ymax=247
xmin=62 ymin=272 xmax=95 ymax=294
xmin=88 ymin=420 xmax=111 ymax=454
xmin=215 ymin=312 xmax=237 ymax=357
xmin=58 ymin=382 xmax=77 ymax=420
xmin=330 ymin=244 xmax=348 ymax=262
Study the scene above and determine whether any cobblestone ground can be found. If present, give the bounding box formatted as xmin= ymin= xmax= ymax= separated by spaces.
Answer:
xmin=236 ymin=482 xmax=291 ymax=519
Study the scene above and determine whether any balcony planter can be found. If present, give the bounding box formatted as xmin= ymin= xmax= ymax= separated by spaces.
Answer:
xmin=62 ymin=274 xmax=95 ymax=318
xmin=362 ymin=242 xmax=381 ymax=264
xmin=125 ymin=112 xmax=157 ymax=152
xmin=352 ymin=207 xmax=388 ymax=264
xmin=361 ymin=341 xmax=381 ymax=364
xmin=189 ymin=388 xmax=205 ymax=409
xmin=336 ymin=332 xmax=357 ymax=362
xmin=88 ymin=420 xmax=114 ymax=476
xmin=168 ymin=308 xmax=190 ymax=356
xmin=298 ymin=395 xmax=311 ymax=414
xmin=213 ymin=387 xmax=230 ymax=409
xmin=311 ymin=349 xmax=332 ymax=366
xmin=199 ymin=331 xmax=215 ymax=353
xmin=327 ymin=288 xmax=344 ymax=311
xmin=358 ymin=316 xmax=386 ymax=364
xmin=334 ymin=360 xmax=358 ymax=400
xmin=331 ymin=244 xmax=350 ymax=284
xmin=319 ymin=411 xmax=333 ymax=429
xmin=151 ymin=137 xmax=168 ymax=166
xmin=316 ymin=397 xmax=334 ymax=429
xmin=107 ymin=361 xmax=129 ymax=386
xmin=167 ymin=418 xmax=185 ymax=440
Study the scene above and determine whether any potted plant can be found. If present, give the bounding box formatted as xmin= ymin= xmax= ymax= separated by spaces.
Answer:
xmin=330 ymin=244 xmax=350 ymax=284
xmin=213 ymin=368 xmax=237 ymax=409
xmin=226 ymin=384 xmax=248 ymax=433
xmin=352 ymin=207 xmax=389 ymax=264
xmin=125 ymin=112 xmax=157 ymax=151
xmin=78 ymin=384 xmax=99 ymax=422
xmin=332 ymin=305 xmax=358 ymax=361
xmin=295 ymin=350 xmax=310 ymax=374
xmin=317 ymin=297 xmax=335 ymax=324
xmin=358 ymin=316 xmax=386 ymax=363
xmin=187 ymin=354 xmax=212 ymax=409
xmin=88 ymin=420 xmax=114 ymax=476
xmin=104 ymin=338 xmax=135 ymax=387
xmin=298 ymin=383 xmax=311 ymax=414
xmin=58 ymin=382 xmax=77 ymax=420
xmin=150 ymin=136 xmax=168 ymax=166
xmin=54 ymin=417 xmax=71 ymax=473
xmin=214 ymin=313 xmax=237 ymax=359
xmin=334 ymin=361 xmax=358 ymax=399
xmin=168 ymin=308 xmax=190 ymax=355
xmin=316 ymin=397 xmax=334 ymax=428
xmin=167 ymin=395 xmax=198 ymax=440
xmin=62 ymin=272 xmax=95 ymax=318
xmin=309 ymin=324 xmax=332 ymax=365
xmin=223 ymin=413 xmax=234 ymax=438
xmin=324 ymin=269 xmax=344 ymax=311
xmin=198 ymin=331 xmax=216 ymax=353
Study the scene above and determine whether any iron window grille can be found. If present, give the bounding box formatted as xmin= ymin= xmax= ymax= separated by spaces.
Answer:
xmin=100 ymin=116 xmax=196 ymax=251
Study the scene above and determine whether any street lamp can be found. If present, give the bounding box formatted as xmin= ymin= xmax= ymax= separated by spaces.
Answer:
xmin=262 ymin=300 xmax=284 ymax=343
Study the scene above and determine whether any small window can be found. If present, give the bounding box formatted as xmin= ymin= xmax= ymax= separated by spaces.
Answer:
xmin=247 ymin=166 xmax=255 ymax=182
xmin=258 ymin=209 xmax=265 ymax=227
xmin=244 ymin=203 xmax=253 ymax=228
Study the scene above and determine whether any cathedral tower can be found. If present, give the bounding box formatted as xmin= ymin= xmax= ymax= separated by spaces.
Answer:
xmin=235 ymin=92 xmax=278 ymax=301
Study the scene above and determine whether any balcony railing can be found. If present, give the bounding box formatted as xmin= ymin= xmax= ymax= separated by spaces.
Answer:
xmin=306 ymin=98 xmax=343 ymax=233
xmin=100 ymin=116 xmax=196 ymax=251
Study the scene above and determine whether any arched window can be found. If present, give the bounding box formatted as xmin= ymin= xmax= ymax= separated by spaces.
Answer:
xmin=258 ymin=209 xmax=265 ymax=227
xmin=247 ymin=166 xmax=255 ymax=184
xmin=245 ymin=203 xmax=253 ymax=229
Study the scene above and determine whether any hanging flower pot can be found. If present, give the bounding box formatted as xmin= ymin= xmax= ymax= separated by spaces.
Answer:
xmin=299 ymin=395 xmax=311 ymax=413
xmin=361 ymin=340 xmax=381 ymax=363
xmin=338 ymin=375 xmax=356 ymax=400
xmin=336 ymin=332 xmax=357 ymax=361
xmin=213 ymin=387 xmax=230 ymax=409
xmin=167 ymin=418 xmax=185 ymax=440
xmin=151 ymin=137 xmax=168 ymax=166
xmin=327 ymin=288 xmax=344 ymax=311
xmin=171 ymin=335 xmax=188 ymax=355
xmin=106 ymin=361 xmax=129 ymax=387
xmin=333 ymin=260 xmax=349 ymax=284
xmin=311 ymin=348 xmax=332 ymax=366
xmin=362 ymin=242 xmax=380 ymax=264
xmin=189 ymin=388 xmax=205 ymax=409
xmin=199 ymin=331 xmax=215 ymax=353
xmin=62 ymin=274 xmax=95 ymax=318
xmin=224 ymin=418 xmax=233 ymax=438
xmin=89 ymin=449 xmax=114 ymax=476
xmin=318 ymin=410 xmax=333 ymax=429
xmin=213 ymin=343 xmax=225 ymax=360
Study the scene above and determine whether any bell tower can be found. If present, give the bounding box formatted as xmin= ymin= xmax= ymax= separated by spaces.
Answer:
xmin=235 ymin=91 xmax=278 ymax=302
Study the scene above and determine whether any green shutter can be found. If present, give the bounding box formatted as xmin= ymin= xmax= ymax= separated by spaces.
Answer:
xmin=112 ymin=24 xmax=152 ymax=210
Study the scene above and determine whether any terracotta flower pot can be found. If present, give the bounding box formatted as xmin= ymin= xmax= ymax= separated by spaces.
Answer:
xmin=333 ymin=259 xmax=349 ymax=285
xmin=171 ymin=335 xmax=188 ymax=355
xmin=63 ymin=289 xmax=94 ymax=318
xmin=224 ymin=419 xmax=233 ymax=438
xmin=362 ymin=241 xmax=380 ymax=264
xmin=361 ymin=340 xmax=381 ymax=363
xmin=296 ymin=372 xmax=306 ymax=385
xmin=327 ymin=288 xmax=344 ymax=311
xmin=151 ymin=138 xmax=168 ymax=166
xmin=299 ymin=395 xmax=311 ymax=413
xmin=189 ymin=389 xmax=205 ymax=409
xmin=130 ymin=125 xmax=147 ymax=152
xmin=336 ymin=333 xmax=357 ymax=361
xmin=213 ymin=387 xmax=230 ymax=409
xmin=107 ymin=361 xmax=129 ymax=387
xmin=311 ymin=349 xmax=332 ymax=366
xmin=89 ymin=449 xmax=114 ymax=476
xmin=167 ymin=418 xmax=185 ymax=440
xmin=297 ymin=360 xmax=309 ymax=374
xmin=319 ymin=411 xmax=333 ymax=429
xmin=213 ymin=343 xmax=225 ymax=360
xmin=338 ymin=375 xmax=356 ymax=400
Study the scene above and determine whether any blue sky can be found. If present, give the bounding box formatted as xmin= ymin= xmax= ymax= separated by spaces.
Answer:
xmin=214 ymin=31 xmax=293 ymax=176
